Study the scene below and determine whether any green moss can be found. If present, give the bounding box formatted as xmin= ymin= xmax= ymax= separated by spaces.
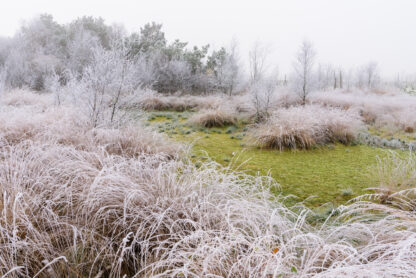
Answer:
xmin=147 ymin=111 xmax=392 ymax=207
xmin=186 ymin=133 xmax=388 ymax=206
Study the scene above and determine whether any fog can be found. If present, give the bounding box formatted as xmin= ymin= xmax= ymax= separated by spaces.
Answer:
xmin=0 ymin=0 xmax=415 ymax=77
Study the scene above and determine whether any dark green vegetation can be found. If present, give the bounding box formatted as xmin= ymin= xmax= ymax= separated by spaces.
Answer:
xmin=145 ymin=111 xmax=391 ymax=207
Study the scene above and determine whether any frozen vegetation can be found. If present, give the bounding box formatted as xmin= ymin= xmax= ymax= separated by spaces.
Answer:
xmin=0 ymin=14 xmax=416 ymax=277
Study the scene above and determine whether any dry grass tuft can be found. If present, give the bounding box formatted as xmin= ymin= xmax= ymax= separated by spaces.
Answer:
xmin=138 ymin=95 xmax=172 ymax=111
xmin=250 ymin=105 xmax=363 ymax=150
xmin=372 ymin=151 xmax=416 ymax=192
xmin=189 ymin=108 xmax=237 ymax=128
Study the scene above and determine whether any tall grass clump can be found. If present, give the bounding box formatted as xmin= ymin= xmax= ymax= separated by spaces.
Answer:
xmin=189 ymin=108 xmax=237 ymax=128
xmin=373 ymin=151 xmax=416 ymax=191
xmin=250 ymin=105 xmax=363 ymax=150
xmin=360 ymin=151 xmax=416 ymax=210
xmin=137 ymin=94 xmax=173 ymax=111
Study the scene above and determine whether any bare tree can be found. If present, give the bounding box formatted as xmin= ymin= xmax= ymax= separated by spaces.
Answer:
xmin=316 ymin=63 xmax=334 ymax=90
xmin=44 ymin=71 xmax=62 ymax=105
xmin=224 ymin=39 xmax=242 ymax=96
xmin=249 ymin=42 xmax=269 ymax=85
xmin=250 ymin=77 xmax=276 ymax=122
xmin=339 ymin=69 xmax=343 ymax=89
xmin=355 ymin=62 xmax=380 ymax=89
xmin=364 ymin=62 xmax=379 ymax=88
xmin=0 ymin=66 xmax=5 ymax=96
xmin=293 ymin=40 xmax=316 ymax=105
xmin=66 ymin=29 xmax=100 ymax=75
xmin=248 ymin=42 xmax=275 ymax=121
xmin=344 ymin=68 xmax=353 ymax=90
xmin=355 ymin=67 xmax=366 ymax=89
xmin=333 ymin=71 xmax=338 ymax=89
xmin=69 ymin=43 xmax=140 ymax=127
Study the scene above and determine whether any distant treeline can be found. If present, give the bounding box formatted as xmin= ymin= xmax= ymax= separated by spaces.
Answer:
xmin=0 ymin=14 xmax=415 ymax=96
xmin=0 ymin=14 xmax=243 ymax=94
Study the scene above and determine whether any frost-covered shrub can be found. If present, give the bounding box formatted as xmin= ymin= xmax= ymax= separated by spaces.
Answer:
xmin=249 ymin=78 xmax=277 ymax=121
xmin=65 ymin=44 xmax=141 ymax=127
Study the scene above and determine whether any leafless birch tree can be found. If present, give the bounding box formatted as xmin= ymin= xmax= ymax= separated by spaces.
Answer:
xmin=293 ymin=40 xmax=316 ymax=105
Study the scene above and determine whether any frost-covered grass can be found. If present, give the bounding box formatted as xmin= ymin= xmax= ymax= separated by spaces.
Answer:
xmin=0 ymin=109 xmax=181 ymax=159
xmin=371 ymin=151 xmax=416 ymax=192
xmin=130 ymin=91 xmax=223 ymax=112
xmin=2 ymin=91 xmax=416 ymax=277
xmin=136 ymin=89 xmax=416 ymax=145
xmin=188 ymin=108 xmax=238 ymax=128
xmin=310 ymin=89 xmax=416 ymax=134
xmin=0 ymin=89 xmax=52 ymax=108
xmin=249 ymin=105 xmax=364 ymax=150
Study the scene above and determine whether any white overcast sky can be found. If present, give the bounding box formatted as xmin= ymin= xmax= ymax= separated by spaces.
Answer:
xmin=0 ymin=0 xmax=415 ymax=77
